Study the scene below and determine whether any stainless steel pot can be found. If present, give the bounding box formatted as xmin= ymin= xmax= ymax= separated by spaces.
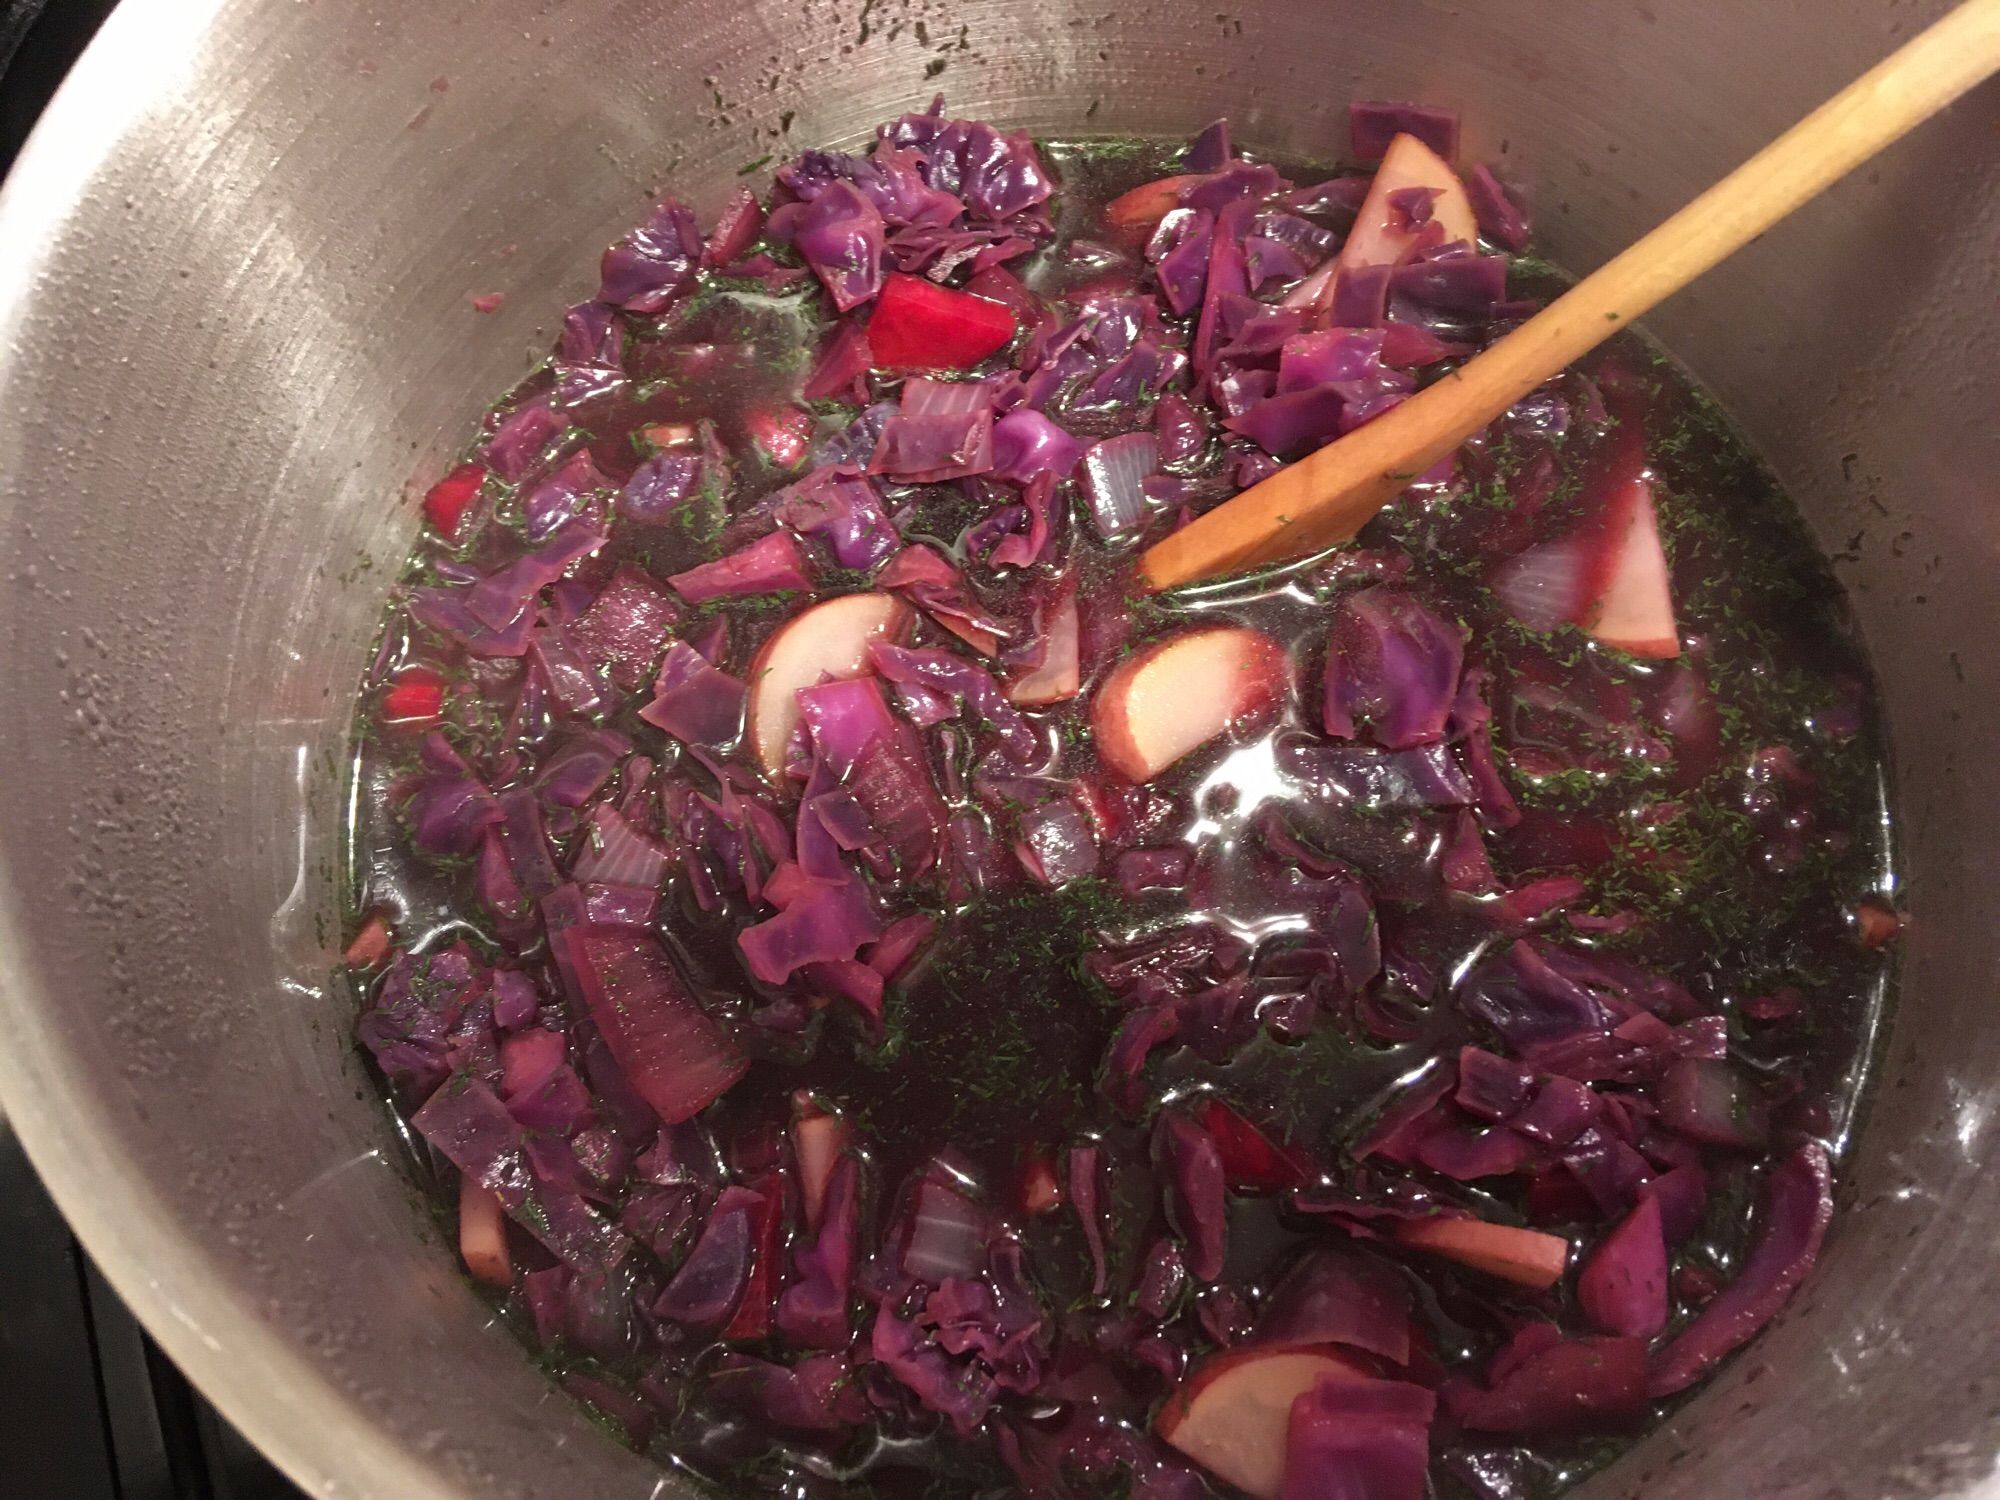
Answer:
xmin=0 ymin=1 xmax=1993 ymax=1496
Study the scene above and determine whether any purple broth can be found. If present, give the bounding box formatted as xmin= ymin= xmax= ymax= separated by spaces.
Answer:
xmin=344 ymin=118 xmax=1895 ymax=1499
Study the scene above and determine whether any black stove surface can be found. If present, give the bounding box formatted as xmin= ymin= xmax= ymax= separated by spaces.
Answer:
xmin=0 ymin=1127 xmax=299 ymax=1500
xmin=1 ymin=2 xmax=307 ymax=1495
xmin=2 ymin=0 xmax=101 ymax=162
xmin=0 ymin=1127 xmax=303 ymax=1499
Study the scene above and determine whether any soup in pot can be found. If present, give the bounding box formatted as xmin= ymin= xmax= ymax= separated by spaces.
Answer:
xmin=343 ymin=100 xmax=1897 ymax=1500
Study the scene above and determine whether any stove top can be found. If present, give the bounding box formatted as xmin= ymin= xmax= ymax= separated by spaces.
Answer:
xmin=0 ymin=1128 xmax=303 ymax=1499
xmin=1 ymin=3 xmax=307 ymax=1495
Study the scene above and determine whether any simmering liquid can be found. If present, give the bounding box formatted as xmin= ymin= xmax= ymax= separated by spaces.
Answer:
xmin=343 ymin=122 xmax=1895 ymax=1499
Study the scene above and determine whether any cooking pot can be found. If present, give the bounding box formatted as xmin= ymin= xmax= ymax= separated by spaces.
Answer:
xmin=0 ymin=1 xmax=1994 ymax=1495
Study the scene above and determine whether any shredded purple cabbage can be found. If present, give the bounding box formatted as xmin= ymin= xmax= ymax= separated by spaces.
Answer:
xmin=599 ymin=197 xmax=703 ymax=314
xmin=1349 ymin=99 xmax=1461 ymax=162
xmin=1283 ymin=1375 xmax=1435 ymax=1500
xmin=793 ymin=181 xmax=886 ymax=312
xmin=353 ymin=101 xmax=1885 ymax=1500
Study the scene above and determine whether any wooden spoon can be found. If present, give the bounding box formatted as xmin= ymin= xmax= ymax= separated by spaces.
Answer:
xmin=1138 ymin=0 xmax=2000 ymax=593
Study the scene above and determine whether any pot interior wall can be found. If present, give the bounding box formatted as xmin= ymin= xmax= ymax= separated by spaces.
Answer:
xmin=0 ymin=1 xmax=1994 ymax=1496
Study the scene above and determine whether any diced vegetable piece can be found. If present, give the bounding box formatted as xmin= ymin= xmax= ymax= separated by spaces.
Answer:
xmin=869 ymin=378 xmax=997 ymax=483
xmin=1445 ymin=1325 xmax=1648 ymax=1434
xmin=1855 ymin=896 xmax=1903 ymax=948
xmin=876 ymin=543 xmax=1006 ymax=655
xmin=1648 ymin=1143 xmax=1833 ymax=1396
xmin=458 ymin=1178 xmax=513 ymax=1289
xmin=640 ymin=421 xmax=698 ymax=452
xmin=1080 ymin=432 xmax=1161 ymax=539
xmin=411 ymin=1077 xmax=626 ymax=1273
xmin=423 ymin=462 xmax=487 ymax=538
xmin=1201 ymin=1097 xmax=1312 ymax=1193
xmin=1349 ymin=100 xmax=1460 ymax=162
xmin=599 ymin=196 xmax=701 ymax=313
xmin=1585 ymin=478 xmax=1679 ymax=657
xmin=383 ymin=666 xmax=447 ymax=727
xmin=792 ymin=1105 xmax=853 ymax=1232
xmin=1490 ymin=532 xmax=1592 ymax=635
xmin=1255 ymin=1248 xmax=1414 ymax=1367
xmin=1322 ymin=585 xmax=1467 ymax=749
xmin=745 ymin=404 xmax=815 ymax=470
xmin=1069 ymin=1147 xmax=1108 ymax=1294
xmin=1018 ymin=1152 xmax=1063 ymax=1217
xmin=1494 ymin=426 xmax=1680 ymax=657
xmin=1156 ymin=1346 xmax=1369 ymax=1500
xmin=736 ymin=860 xmax=889 ymax=985
xmin=657 ymin=1186 xmax=757 ymax=1327
xmin=1013 ymin=797 xmax=1099 ymax=888
xmin=1091 ymin=625 xmax=1288 ymax=782
xmin=704 ymin=184 xmax=766 ymax=266
xmin=863 ymin=912 xmax=936 ymax=981
xmin=571 ymin=566 xmax=681 ymax=683
xmin=1184 ymin=119 xmax=1233 ymax=172
xmin=1156 ymin=1110 xmax=1228 ymax=1282
xmin=640 ymin=641 xmax=746 ymax=750
xmin=1281 ymin=1372 xmax=1435 ymax=1500
xmin=1106 ymin=173 xmax=1204 ymax=228
xmin=722 ymin=1172 xmax=787 ymax=1341
xmin=744 ymin=592 xmax=914 ymax=779
xmin=793 ymin=180 xmax=886 ymax=312
xmin=1005 ymin=587 xmax=1081 ymax=706
xmin=1394 ymin=1217 xmax=1569 ymax=1290
xmin=1659 ymin=1058 xmax=1769 ymax=1150
xmin=901 ymin=1165 xmax=989 ymax=1283
xmin=667 ymin=530 xmax=812 ymax=604
xmin=866 ymin=272 xmax=1017 ymax=371
xmin=342 ymin=909 xmax=394 ymax=969
xmin=777 ymin=1158 xmax=861 ymax=1352
xmin=1339 ymin=134 xmax=1478 ymax=272
xmin=802 ymin=320 xmax=875 ymax=402
xmin=1577 ymin=1195 xmax=1668 ymax=1338
xmin=1279 ymin=258 xmax=1341 ymax=316
xmin=557 ymin=926 xmax=747 ymax=1124
xmin=1466 ymin=162 xmax=1531 ymax=251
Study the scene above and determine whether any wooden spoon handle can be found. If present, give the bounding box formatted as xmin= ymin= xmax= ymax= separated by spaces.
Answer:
xmin=1139 ymin=0 xmax=2000 ymax=593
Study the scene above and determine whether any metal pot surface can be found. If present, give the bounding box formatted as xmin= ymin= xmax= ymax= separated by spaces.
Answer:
xmin=0 ymin=1 xmax=1994 ymax=1496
